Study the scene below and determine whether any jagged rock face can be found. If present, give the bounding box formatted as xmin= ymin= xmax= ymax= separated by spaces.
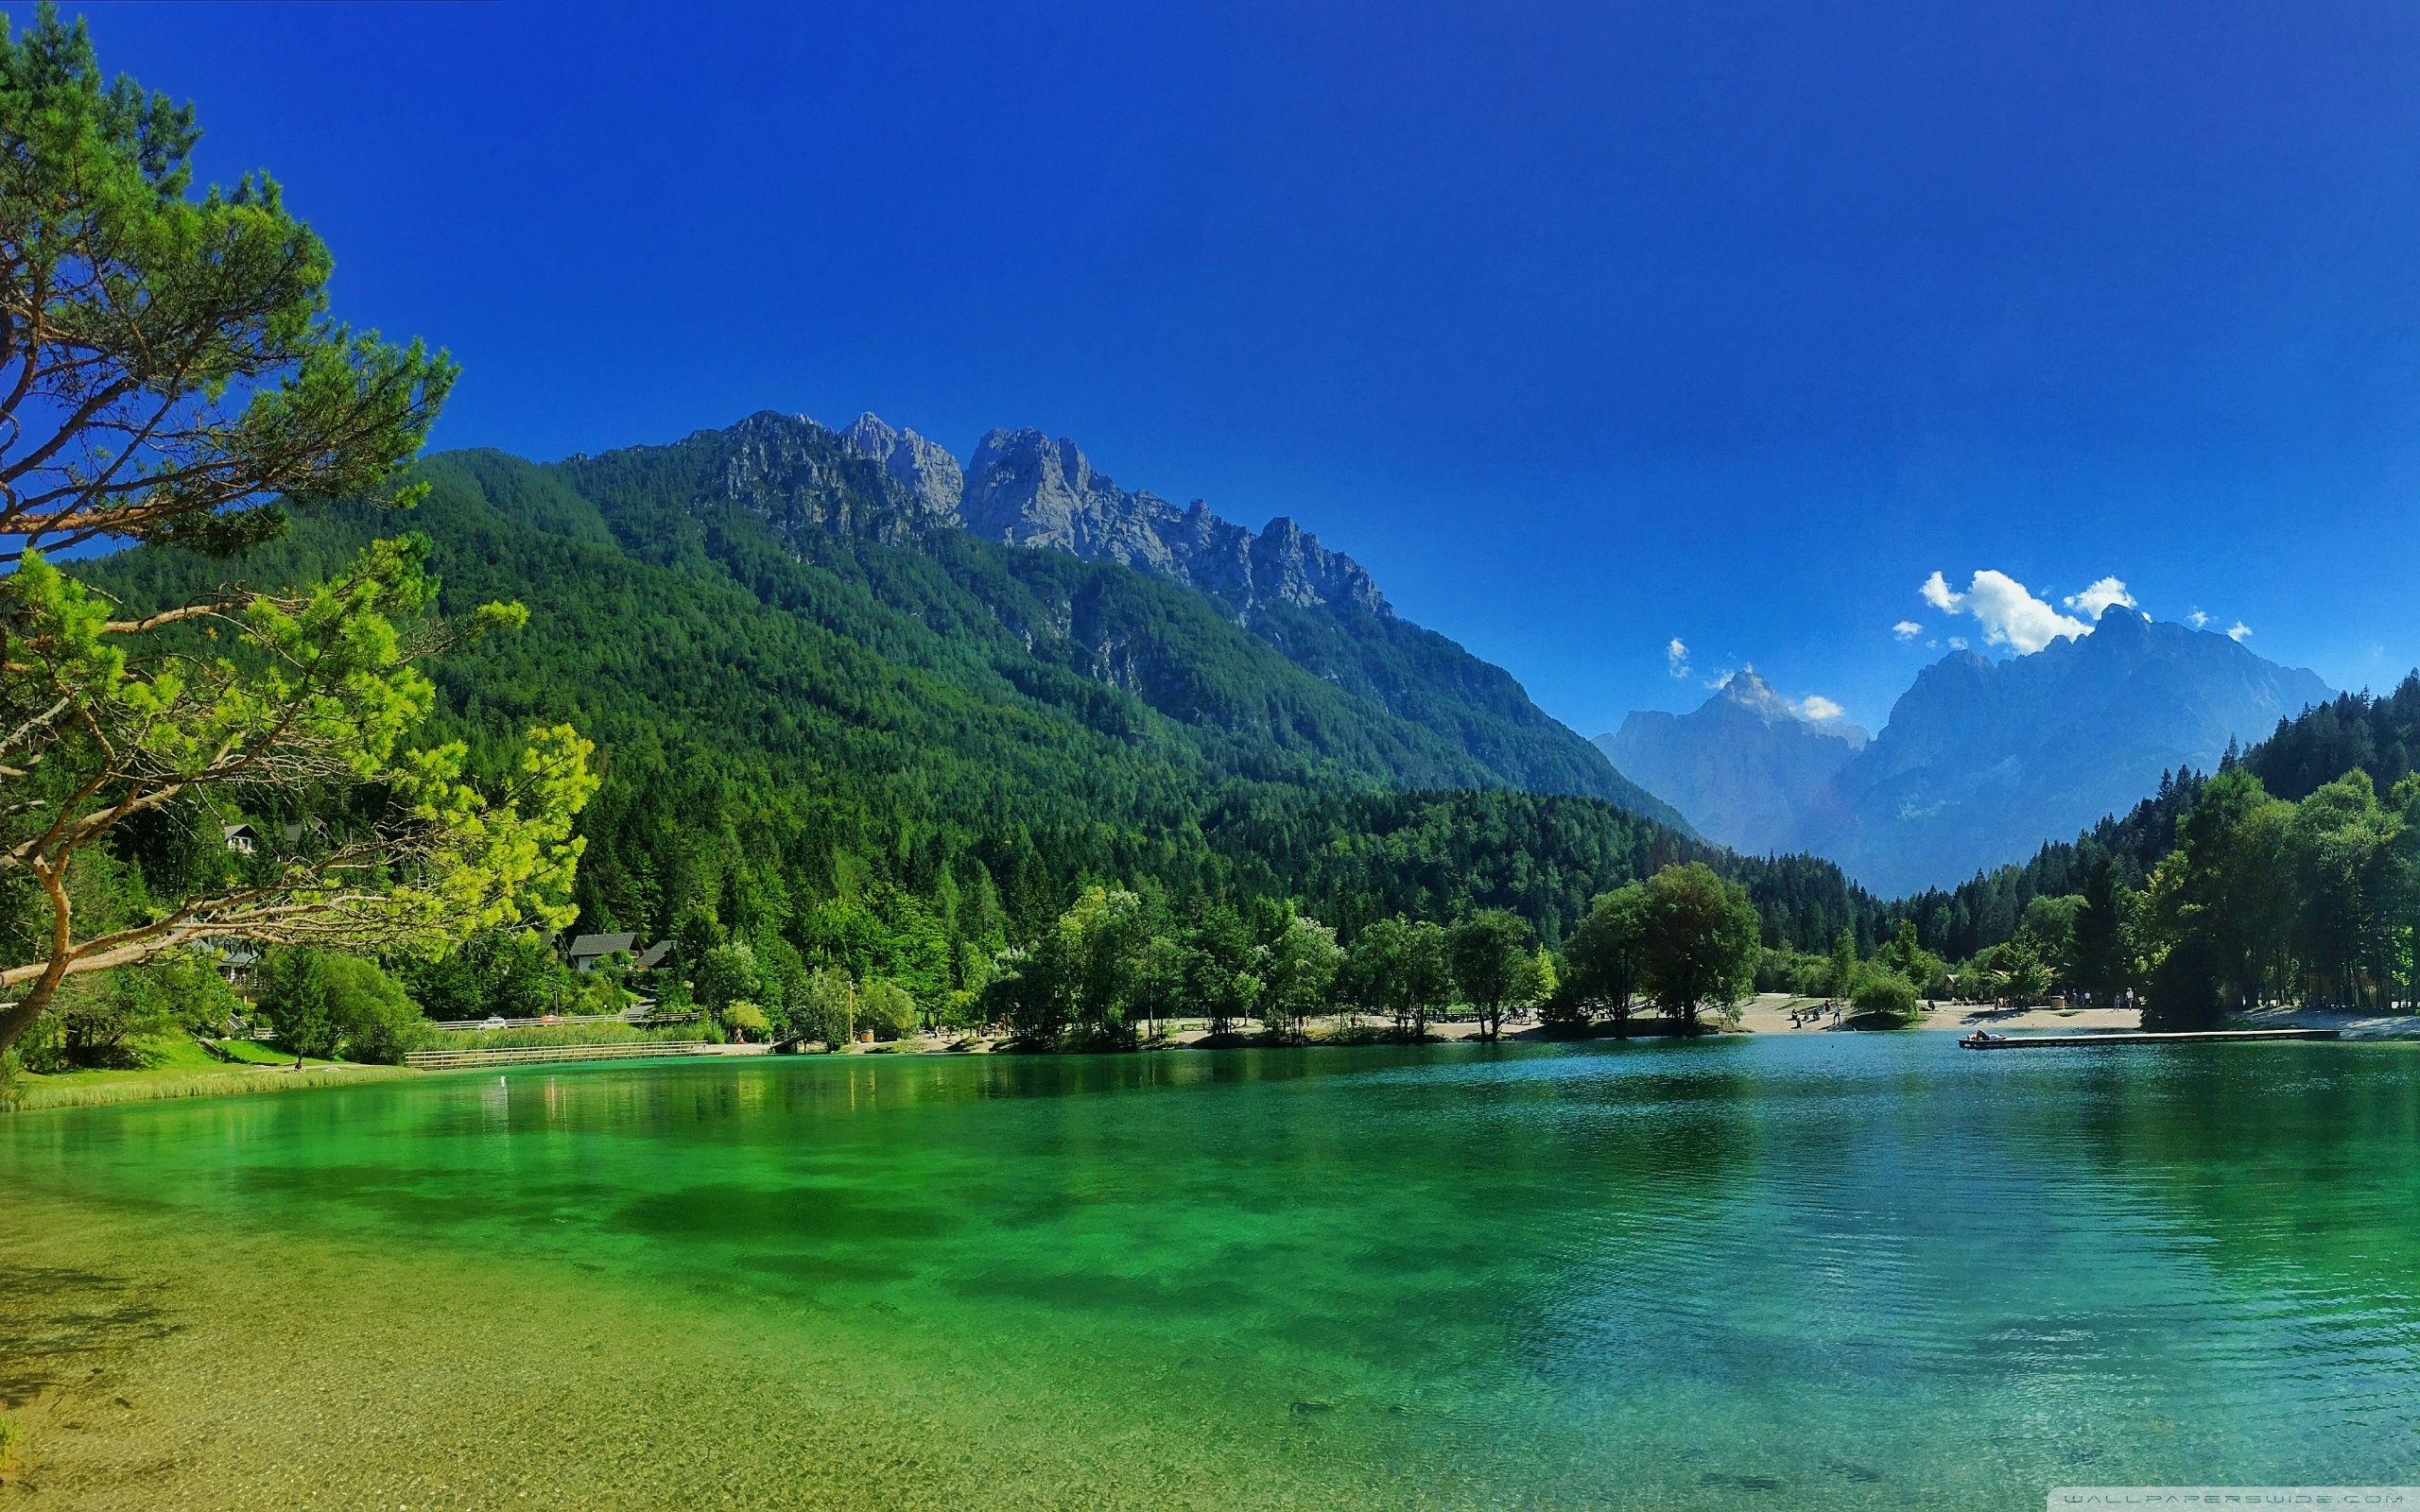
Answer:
xmin=837 ymin=412 xmax=964 ymax=520
xmin=956 ymin=427 xmax=1389 ymax=617
xmin=708 ymin=411 xmax=954 ymax=542
xmin=1597 ymin=669 xmax=1865 ymax=857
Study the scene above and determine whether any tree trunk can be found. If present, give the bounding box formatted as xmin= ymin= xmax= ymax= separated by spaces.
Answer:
xmin=0 ymin=963 xmax=65 ymax=1058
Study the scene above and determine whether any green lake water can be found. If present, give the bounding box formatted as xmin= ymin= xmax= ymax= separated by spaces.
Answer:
xmin=4 ymin=1035 xmax=2417 ymax=1508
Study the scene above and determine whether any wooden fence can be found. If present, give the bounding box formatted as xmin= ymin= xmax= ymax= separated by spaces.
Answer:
xmin=403 ymin=1040 xmax=712 ymax=1070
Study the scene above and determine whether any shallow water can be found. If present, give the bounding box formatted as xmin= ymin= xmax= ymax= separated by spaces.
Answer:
xmin=4 ymin=1035 xmax=2417 ymax=1508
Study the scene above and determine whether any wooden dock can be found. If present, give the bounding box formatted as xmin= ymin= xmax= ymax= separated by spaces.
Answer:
xmin=1959 ymin=1027 xmax=2340 ymax=1051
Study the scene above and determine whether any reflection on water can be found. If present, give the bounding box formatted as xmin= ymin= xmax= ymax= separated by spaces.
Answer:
xmin=4 ymin=1036 xmax=2418 ymax=1509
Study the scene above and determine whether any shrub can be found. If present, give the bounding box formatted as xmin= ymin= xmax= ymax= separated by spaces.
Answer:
xmin=857 ymin=980 xmax=918 ymax=1041
xmin=721 ymin=1001 xmax=772 ymax=1042
xmin=1848 ymin=970 xmax=1924 ymax=1028
xmin=257 ymin=949 xmax=432 ymax=1063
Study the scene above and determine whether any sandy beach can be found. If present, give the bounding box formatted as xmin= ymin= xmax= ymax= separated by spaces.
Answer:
xmin=828 ymin=994 xmax=2420 ymax=1057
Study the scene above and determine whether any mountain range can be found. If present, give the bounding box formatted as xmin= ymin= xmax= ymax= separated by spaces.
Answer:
xmin=573 ymin=410 xmax=1682 ymax=823
xmin=88 ymin=404 xmax=2335 ymax=934
xmin=1600 ymin=610 xmax=2331 ymax=894
xmin=95 ymin=411 xmax=1875 ymax=974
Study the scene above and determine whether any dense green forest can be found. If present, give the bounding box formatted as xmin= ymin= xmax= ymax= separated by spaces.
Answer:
xmin=51 ymin=412 xmax=2420 ymax=1054
xmin=41 ymin=421 xmax=1887 ymax=1045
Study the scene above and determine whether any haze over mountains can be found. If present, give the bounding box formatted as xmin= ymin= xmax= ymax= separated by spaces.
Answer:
xmin=1601 ymin=611 xmax=2332 ymax=894
xmin=1599 ymin=670 xmax=1868 ymax=862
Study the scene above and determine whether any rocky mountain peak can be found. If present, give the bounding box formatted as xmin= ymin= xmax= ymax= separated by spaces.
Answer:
xmin=693 ymin=410 xmax=954 ymax=543
xmin=950 ymin=427 xmax=1390 ymax=618
xmin=836 ymin=412 xmax=965 ymax=519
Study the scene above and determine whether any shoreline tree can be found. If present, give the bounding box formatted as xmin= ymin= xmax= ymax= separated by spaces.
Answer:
xmin=1448 ymin=908 xmax=1534 ymax=1041
xmin=0 ymin=7 xmax=593 ymax=1056
xmin=1639 ymin=863 xmax=1759 ymax=1030
xmin=1561 ymin=882 xmax=1647 ymax=1036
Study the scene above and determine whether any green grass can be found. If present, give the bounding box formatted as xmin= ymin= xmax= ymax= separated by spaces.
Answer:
xmin=431 ymin=1022 xmax=709 ymax=1052
xmin=3 ymin=1036 xmax=413 ymax=1112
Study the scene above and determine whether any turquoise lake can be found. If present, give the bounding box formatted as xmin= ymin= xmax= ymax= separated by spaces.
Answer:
xmin=4 ymin=1034 xmax=2417 ymax=1507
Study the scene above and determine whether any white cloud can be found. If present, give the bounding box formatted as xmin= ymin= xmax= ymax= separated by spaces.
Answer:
xmin=1967 ymin=572 xmax=2090 ymax=652
xmin=1924 ymin=569 xmax=2088 ymax=654
xmin=2187 ymin=609 xmax=2210 ymax=629
xmin=2062 ymin=576 xmax=2137 ymax=619
xmin=1666 ymin=638 xmax=1691 ymax=679
xmin=2226 ymin=622 xmax=2252 ymax=643
xmin=1796 ymin=695 xmax=1846 ymax=722
xmin=1947 ymin=637 xmax=1968 ymax=650
xmin=1893 ymin=620 xmax=1923 ymax=641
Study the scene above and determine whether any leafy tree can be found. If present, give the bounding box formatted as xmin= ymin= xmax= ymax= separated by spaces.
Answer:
xmin=1129 ymin=935 xmax=1193 ymax=1040
xmin=1394 ymin=919 xmax=1453 ymax=1040
xmin=856 ymin=979 xmax=917 ymax=1041
xmin=1848 ymin=969 xmax=1923 ymax=1028
xmin=693 ymin=941 xmax=764 ymax=1017
xmin=1448 ymin=909 xmax=1532 ymax=1041
xmin=1639 ymin=863 xmax=1760 ymax=1027
xmin=315 ymin=954 xmax=428 ymax=1063
xmin=2281 ymin=769 xmax=2402 ymax=1009
xmin=1259 ymin=913 xmax=1341 ymax=1041
xmin=792 ymin=966 xmax=856 ymax=1049
xmin=1562 ymin=883 xmax=1648 ymax=1034
xmin=2139 ymin=767 xmax=2294 ymax=1025
xmin=0 ymin=13 xmax=585 ymax=1057
xmin=404 ymin=929 xmax=572 ymax=1021
xmin=1872 ymin=920 xmax=1945 ymax=1004
xmin=1050 ymin=885 xmax=1149 ymax=1041
xmin=1185 ymin=902 xmax=1262 ymax=1037
xmin=255 ymin=946 xmax=337 ymax=1067
xmin=2014 ymin=895 xmax=2083 ymax=989
xmin=1826 ymin=930 xmax=1859 ymax=1000
xmin=721 ymin=1000 xmax=772 ymax=1043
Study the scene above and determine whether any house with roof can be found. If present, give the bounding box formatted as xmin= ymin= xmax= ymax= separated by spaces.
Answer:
xmin=565 ymin=933 xmax=637 ymax=972
xmin=221 ymin=821 xmax=262 ymax=855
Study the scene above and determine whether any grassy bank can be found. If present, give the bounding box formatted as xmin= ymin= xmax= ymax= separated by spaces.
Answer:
xmin=3 ymin=1036 xmax=415 ymax=1112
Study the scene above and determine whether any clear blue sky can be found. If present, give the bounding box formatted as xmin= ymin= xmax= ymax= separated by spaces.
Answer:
xmin=45 ymin=0 xmax=2420 ymax=732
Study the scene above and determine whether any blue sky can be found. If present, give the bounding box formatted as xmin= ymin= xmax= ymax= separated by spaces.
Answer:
xmin=47 ymin=0 xmax=2420 ymax=732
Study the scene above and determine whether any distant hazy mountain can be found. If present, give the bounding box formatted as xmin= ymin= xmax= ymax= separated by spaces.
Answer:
xmin=1824 ymin=610 xmax=2329 ymax=892
xmin=1603 ymin=610 xmax=2331 ymax=893
xmin=1596 ymin=670 xmax=1867 ymax=856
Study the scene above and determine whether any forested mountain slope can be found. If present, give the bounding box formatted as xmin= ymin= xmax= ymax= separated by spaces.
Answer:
xmin=78 ymin=421 xmax=1886 ymax=994
xmin=566 ymin=412 xmax=1677 ymax=819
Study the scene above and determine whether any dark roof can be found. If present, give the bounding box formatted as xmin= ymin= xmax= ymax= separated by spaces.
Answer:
xmin=636 ymin=940 xmax=672 ymax=969
xmin=566 ymin=932 xmax=637 ymax=959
